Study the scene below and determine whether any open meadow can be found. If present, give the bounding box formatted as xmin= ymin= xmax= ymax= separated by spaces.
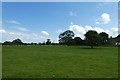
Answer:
xmin=2 ymin=45 xmax=118 ymax=78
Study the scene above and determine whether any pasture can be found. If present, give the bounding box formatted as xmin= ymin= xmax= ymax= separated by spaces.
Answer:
xmin=2 ymin=45 xmax=118 ymax=78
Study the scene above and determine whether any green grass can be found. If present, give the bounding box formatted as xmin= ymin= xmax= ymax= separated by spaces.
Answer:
xmin=2 ymin=45 xmax=118 ymax=78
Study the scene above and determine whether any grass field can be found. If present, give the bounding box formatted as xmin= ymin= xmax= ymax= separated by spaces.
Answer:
xmin=2 ymin=45 xmax=118 ymax=78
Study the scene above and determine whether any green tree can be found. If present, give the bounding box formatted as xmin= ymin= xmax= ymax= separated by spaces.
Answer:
xmin=74 ymin=37 xmax=82 ymax=45
xmin=3 ymin=41 xmax=11 ymax=45
xmin=12 ymin=38 xmax=23 ymax=45
xmin=108 ymin=36 xmax=116 ymax=46
xmin=99 ymin=32 xmax=109 ymax=45
xmin=46 ymin=39 xmax=51 ymax=45
xmin=84 ymin=30 xmax=100 ymax=48
xmin=59 ymin=30 xmax=74 ymax=46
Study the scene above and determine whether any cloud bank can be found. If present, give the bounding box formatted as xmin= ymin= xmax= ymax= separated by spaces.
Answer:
xmin=69 ymin=23 xmax=118 ymax=39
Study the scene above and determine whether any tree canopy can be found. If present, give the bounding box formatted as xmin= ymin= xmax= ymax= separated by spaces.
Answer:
xmin=84 ymin=30 xmax=99 ymax=48
xmin=74 ymin=37 xmax=82 ymax=45
xmin=46 ymin=39 xmax=51 ymax=45
xmin=99 ymin=32 xmax=109 ymax=45
xmin=59 ymin=30 xmax=74 ymax=46
xmin=12 ymin=38 xmax=23 ymax=45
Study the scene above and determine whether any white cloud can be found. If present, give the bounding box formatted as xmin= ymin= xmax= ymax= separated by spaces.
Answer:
xmin=9 ymin=32 xmax=21 ymax=35
xmin=1 ymin=30 xmax=22 ymax=42
xmin=85 ymin=25 xmax=105 ymax=33
xmin=69 ymin=24 xmax=86 ymax=39
xmin=0 ymin=28 xmax=7 ymax=33
xmin=21 ymin=33 xmax=40 ymax=42
xmin=94 ymin=27 xmax=105 ymax=33
xmin=41 ymin=31 xmax=49 ymax=36
xmin=16 ymin=26 xmax=29 ymax=32
xmin=1 ymin=30 xmax=49 ymax=43
xmin=69 ymin=11 xmax=77 ymax=17
xmin=52 ymin=38 xmax=59 ymax=43
xmin=107 ymin=28 xmax=118 ymax=37
xmin=85 ymin=25 xmax=93 ymax=31
xmin=1 ymin=23 xmax=118 ymax=43
xmin=101 ymin=13 xmax=111 ymax=24
xmin=96 ymin=13 xmax=111 ymax=24
xmin=68 ymin=23 xmax=118 ymax=39
xmin=70 ymin=24 xmax=86 ymax=34
xmin=6 ymin=20 xmax=20 ymax=24
xmin=111 ymin=28 xmax=118 ymax=32
xmin=69 ymin=24 xmax=106 ymax=39
xmin=96 ymin=21 xmax=100 ymax=24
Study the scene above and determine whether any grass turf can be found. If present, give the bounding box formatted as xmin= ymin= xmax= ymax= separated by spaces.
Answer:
xmin=2 ymin=45 xmax=118 ymax=78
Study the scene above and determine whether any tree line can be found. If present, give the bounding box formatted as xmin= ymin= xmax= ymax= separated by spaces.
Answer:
xmin=59 ymin=30 xmax=119 ymax=48
xmin=1 ymin=30 xmax=120 ymax=48
xmin=1 ymin=39 xmax=53 ymax=45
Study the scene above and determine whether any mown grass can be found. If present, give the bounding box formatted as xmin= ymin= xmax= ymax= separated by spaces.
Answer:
xmin=2 ymin=45 xmax=118 ymax=78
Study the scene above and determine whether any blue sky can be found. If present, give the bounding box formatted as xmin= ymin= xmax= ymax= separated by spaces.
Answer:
xmin=1 ymin=2 xmax=118 ymax=43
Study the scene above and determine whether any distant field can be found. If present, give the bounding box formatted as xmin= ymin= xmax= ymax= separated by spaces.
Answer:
xmin=2 ymin=45 xmax=118 ymax=78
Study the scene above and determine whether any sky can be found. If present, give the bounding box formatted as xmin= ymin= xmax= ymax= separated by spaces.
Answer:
xmin=2 ymin=0 xmax=120 ymax=2
xmin=1 ymin=2 xmax=118 ymax=43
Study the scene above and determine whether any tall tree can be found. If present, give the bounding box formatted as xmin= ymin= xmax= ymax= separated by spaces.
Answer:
xmin=84 ymin=30 xmax=100 ymax=48
xmin=74 ymin=37 xmax=82 ymax=45
xmin=59 ymin=30 xmax=74 ymax=46
xmin=46 ymin=39 xmax=51 ymax=45
xmin=99 ymin=32 xmax=109 ymax=45
xmin=12 ymin=38 xmax=23 ymax=45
